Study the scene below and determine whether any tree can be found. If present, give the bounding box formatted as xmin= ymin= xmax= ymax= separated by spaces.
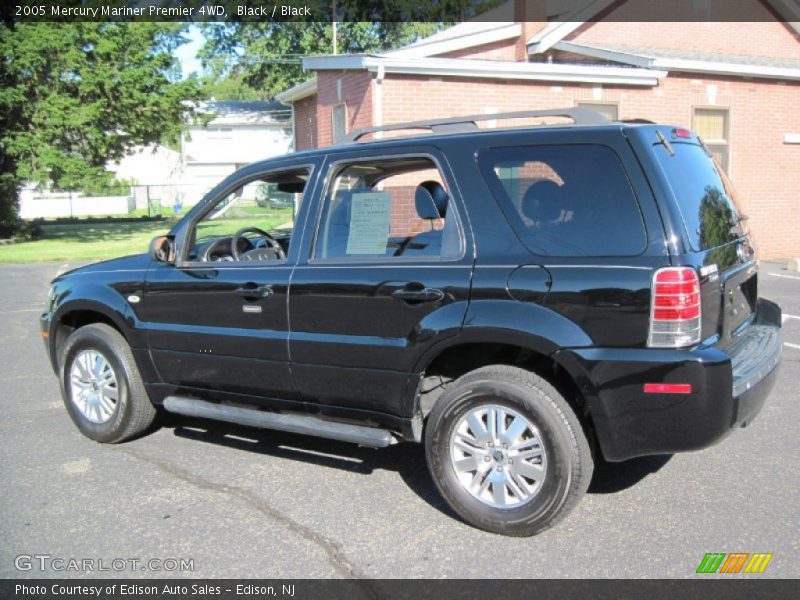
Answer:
xmin=202 ymin=72 xmax=262 ymax=102
xmin=198 ymin=0 xmax=506 ymax=100
xmin=199 ymin=21 xmax=445 ymax=101
xmin=0 ymin=22 xmax=202 ymax=237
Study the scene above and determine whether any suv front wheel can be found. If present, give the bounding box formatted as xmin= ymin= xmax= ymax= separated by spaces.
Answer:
xmin=59 ymin=323 xmax=156 ymax=444
xmin=425 ymin=365 xmax=593 ymax=536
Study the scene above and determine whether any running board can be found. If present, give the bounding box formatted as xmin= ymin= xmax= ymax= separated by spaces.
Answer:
xmin=163 ymin=396 xmax=397 ymax=448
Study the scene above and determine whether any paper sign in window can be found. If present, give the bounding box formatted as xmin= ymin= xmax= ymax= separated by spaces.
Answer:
xmin=346 ymin=191 xmax=392 ymax=255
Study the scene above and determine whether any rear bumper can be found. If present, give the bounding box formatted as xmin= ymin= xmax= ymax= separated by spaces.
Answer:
xmin=555 ymin=298 xmax=781 ymax=462
xmin=728 ymin=299 xmax=781 ymax=425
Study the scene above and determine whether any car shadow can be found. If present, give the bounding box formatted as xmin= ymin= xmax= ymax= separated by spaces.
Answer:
xmin=588 ymin=454 xmax=673 ymax=494
xmin=160 ymin=414 xmax=456 ymax=518
xmin=158 ymin=414 xmax=671 ymax=517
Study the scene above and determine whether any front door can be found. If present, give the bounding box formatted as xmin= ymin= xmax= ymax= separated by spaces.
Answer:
xmin=289 ymin=148 xmax=473 ymax=418
xmin=141 ymin=161 xmax=318 ymax=405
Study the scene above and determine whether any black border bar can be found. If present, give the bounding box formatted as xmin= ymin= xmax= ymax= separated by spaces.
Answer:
xmin=3 ymin=579 xmax=798 ymax=600
xmin=4 ymin=0 xmax=800 ymax=23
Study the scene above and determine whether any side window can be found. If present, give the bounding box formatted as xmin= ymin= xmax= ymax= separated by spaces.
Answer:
xmin=479 ymin=145 xmax=646 ymax=257
xmin=314 ymin=156 xmax=462 ymax=261
xmin=187 ymin=166 xmax=310 ymax=263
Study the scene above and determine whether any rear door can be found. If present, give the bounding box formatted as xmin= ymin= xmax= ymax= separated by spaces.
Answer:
xmin=288 ymin=146 xmax=473 ymax=419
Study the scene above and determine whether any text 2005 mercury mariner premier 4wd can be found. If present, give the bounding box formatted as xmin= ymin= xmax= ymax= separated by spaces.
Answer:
xmin=41 ymin=108 xmax=782 ymax=536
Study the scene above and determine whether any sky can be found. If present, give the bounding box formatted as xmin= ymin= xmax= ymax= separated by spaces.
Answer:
xmin=174 ymin=25 xmax=204 ymax=78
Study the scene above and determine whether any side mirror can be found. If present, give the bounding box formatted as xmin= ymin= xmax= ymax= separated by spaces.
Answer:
xmin=150 ymin=236 xmax=175 ymax=264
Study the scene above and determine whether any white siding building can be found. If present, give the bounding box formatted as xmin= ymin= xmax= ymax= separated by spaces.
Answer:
xmin=104 ymin=101 xmax=293 ymax=213
xmin=181 ymin=101 xmax=293 ymax=192
xmin=20 ymin=101 xmax=294 ymax=220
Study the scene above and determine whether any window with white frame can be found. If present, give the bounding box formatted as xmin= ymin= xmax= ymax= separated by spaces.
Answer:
xmin=577 ymin=102 xmax=619 ymax=122
xmin=206 ymin=127 xmax=234 ymax=140
xmin=693 ymin=108 xmax=729 ymax=172
xmin=332 ymin=104 xmax=347 ymax=143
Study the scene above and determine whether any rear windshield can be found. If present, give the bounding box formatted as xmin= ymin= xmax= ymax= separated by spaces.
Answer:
xmin=478 ymin=144 xmax=646 ymax=257
xmin=653 ymin=142 xmax=743 ymax=251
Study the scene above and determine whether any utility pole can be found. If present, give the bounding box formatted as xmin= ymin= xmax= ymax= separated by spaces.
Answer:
xmin=331 ymin=0 xmax=338 ymax=55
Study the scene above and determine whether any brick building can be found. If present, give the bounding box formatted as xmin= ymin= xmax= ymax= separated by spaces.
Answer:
xmin=276 ymin=0 xmax=800 ymax=258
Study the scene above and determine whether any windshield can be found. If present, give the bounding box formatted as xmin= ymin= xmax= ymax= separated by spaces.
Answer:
xmin=654 ymin=141 xmax=744 ymax=251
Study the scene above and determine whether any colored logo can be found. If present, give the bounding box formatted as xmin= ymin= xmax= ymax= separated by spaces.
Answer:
xmin=696 ymin=552 xmax=773 ymax=574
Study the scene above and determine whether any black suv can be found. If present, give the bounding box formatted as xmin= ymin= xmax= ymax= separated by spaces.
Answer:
xmin=41 ymin=108 xmax=782 ymax=536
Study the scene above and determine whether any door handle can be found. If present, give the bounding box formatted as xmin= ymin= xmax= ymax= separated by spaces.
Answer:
xmin=234 ymin=284 xmax=273 ymax=299
xmin=392 ymin=286 xmax=445 ymax=303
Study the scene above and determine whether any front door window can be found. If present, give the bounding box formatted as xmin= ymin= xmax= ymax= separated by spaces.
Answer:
xmin=185 ymin=166 xmax=311 ymax=263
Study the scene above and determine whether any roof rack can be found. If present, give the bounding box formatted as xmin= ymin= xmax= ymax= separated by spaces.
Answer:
xmin=342 ymin=106 xmax=610 ymax=143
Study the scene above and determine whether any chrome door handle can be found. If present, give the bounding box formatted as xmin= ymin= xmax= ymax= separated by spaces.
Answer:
xmin=392 ymin=287 xmax=444 ymax=303
xmin=234 ymin=284 xmax=273 ymax=299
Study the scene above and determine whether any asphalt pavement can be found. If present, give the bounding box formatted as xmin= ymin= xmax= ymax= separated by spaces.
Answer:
xmin=1 ymin=260 xmax=798 ymax=579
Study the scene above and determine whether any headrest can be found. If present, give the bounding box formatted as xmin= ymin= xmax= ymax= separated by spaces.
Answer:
xmin=521 ymin=180 xmax=562 ymax=223
xmin=415 ymin=180 xmax=449 ymax=220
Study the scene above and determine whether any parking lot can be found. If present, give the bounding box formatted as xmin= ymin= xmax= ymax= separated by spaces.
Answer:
xmin=1 ymin=260 xmax=798 ymax=579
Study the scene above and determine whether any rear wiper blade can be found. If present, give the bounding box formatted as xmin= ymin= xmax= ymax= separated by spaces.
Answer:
xmin=655 ymin=130 xmax=675 ymax=156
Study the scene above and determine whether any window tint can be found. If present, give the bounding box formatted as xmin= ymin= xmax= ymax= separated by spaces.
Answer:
xmin=653 ymin=141 xmax=742 ymax=252
xmin=479 ymin=145 xmax=646 ymax=256
xmin=314 ymin=157 xmax=462 ymax=261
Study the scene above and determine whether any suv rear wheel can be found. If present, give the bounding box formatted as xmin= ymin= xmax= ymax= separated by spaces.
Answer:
xmin=59 ymin=323 xmax=156 ymax=443
xmin=424 ymin=365 xmax=592 ymax=536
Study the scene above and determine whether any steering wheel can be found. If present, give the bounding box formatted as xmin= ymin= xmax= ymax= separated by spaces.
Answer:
xmin=201 ymin=237 xmax=235 ymax=262
xmin=230 ymin=227 xmax=286 ymax=261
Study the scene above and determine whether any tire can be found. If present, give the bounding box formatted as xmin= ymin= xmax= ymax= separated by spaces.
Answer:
xmin=59 ymin=323 xmax=156 ymax=444
xmin=424 ymin=365 xmax=593 ymax=536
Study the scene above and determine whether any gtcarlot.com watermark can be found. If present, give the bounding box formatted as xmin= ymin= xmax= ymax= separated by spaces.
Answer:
xmin=14 ymin=554 xmax=194 ymax=573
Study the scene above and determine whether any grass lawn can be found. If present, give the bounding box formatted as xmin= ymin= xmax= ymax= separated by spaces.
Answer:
xmin=0 ymin=210 xmax=293 ymax=263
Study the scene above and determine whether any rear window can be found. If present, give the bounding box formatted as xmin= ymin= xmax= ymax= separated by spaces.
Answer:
xmin=478 ymin=144 xmax=646 ymax=257
xmin=653 ymin=142 xmax=742 ymax=251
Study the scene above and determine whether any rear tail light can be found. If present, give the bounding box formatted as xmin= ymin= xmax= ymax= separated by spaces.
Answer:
xmin=648 ymin=267 xmax=701 ymax=348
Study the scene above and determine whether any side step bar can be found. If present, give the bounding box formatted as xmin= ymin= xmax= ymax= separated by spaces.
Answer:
xmin=163 ymin=396 xmax=397 ymax=448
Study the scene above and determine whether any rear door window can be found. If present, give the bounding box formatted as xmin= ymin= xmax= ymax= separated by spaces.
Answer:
xmin=652 ymin=141 xmax=742 ymax=251
xmin=478 ymin=144 xmax=647 ymax=257
xmin=313 ymin=156 xmax=463 ymax=261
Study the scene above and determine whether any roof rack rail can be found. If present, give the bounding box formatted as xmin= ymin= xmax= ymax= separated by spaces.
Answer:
xmin=342 ymin=106 xmax=610 ymax=143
